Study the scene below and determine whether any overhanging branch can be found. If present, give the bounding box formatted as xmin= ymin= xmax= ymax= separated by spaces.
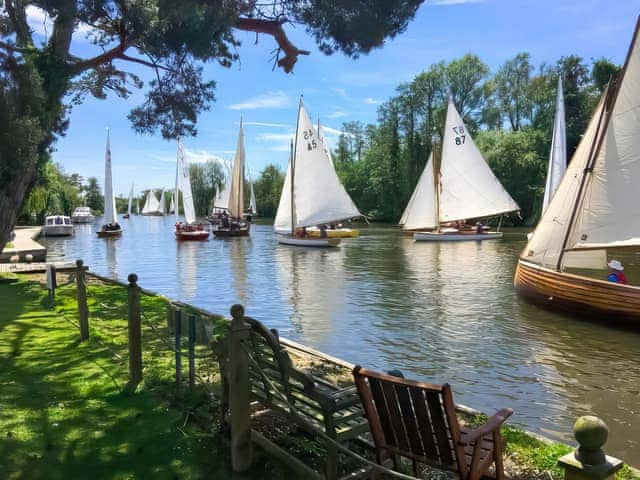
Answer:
xmin=235 ymin=17 xmax=309 ymax=73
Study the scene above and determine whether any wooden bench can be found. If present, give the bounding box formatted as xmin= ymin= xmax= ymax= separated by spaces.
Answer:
xmin=353 ymin=365 xmax=513 ymax=480
xmin=216 ymin=306 xmax=369 ymax=480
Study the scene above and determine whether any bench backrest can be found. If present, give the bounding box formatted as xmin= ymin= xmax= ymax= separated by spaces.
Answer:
xmin=353 ymin=366 xmax=467 ymax=476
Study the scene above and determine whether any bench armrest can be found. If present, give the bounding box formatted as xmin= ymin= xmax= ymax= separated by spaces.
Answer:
xmin=458 ymin=408 xmax=513 ymax=446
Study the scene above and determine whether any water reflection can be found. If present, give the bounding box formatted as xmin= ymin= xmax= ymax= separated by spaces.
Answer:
xmin=39 ymin=219 xmax=640 ymax=464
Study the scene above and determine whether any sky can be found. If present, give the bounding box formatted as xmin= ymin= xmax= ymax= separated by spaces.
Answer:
xmin=30 ymin=0 xmax=640 ymax=197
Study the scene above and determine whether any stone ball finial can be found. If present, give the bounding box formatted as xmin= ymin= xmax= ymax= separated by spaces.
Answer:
xmin=574 ymin=415 xmax=608 ymax=465
xmin=76 ymin=259 xmax=83 ymax=267
xmin=230 ymin=304 xmax=245 ymax=319
xmin=128 ymin=273 xmax=138 ymax=285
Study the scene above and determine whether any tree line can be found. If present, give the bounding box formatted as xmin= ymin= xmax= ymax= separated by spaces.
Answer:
xmin=252 ymin=52 xmax=619 ymax=224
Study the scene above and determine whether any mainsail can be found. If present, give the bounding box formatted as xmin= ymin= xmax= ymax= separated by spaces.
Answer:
xmin=275 ymin=101 xmax=362 ymax=234
xmin=400 ymin=100 xmax=519 ymax=230
xmin=103 ymin=130 xmax=117 ymax=225
xmin=227 ymin=120 xmax=245 ymax=218
xmin=158 ymin=189 xmax=167 ymax=214
xmin=176 ymin=139 xmax=197 ymax=224
xmin=249 ymin=182 xmax=257 ymax=214
xmin=542 ymin=77 xmax=567 ymax=213
xmin=127 ymin=183 xmax=134 ymax=216
xmin=142 ymin=190 xmax=160 ymax=214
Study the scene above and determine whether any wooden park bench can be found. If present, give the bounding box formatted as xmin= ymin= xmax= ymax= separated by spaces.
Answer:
xmin=353 ymin=365 xmax=513 ymax=480
xmin=216 ymin=305 xmax=369 ymax=480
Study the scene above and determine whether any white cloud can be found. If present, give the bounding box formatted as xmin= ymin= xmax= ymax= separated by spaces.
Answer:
xmin=363 ymin=97 xmax=383 ymax=105
xmin=332 ymin=87 xmax=348 ymax=98
xmin=184 ymin=149 xmax=227 ymax=165
xmin=228 ymin=91 xmax=292 ymax=110
xmin=271 ymin=144 xmax=293 ymax=152
xmin=256 ymin=133 xmax=295 ymax=142
xmin=242 ymin=121 xmax=289 ymax=128
xmin=320 ymin=126 xmax=348 ymax=137
xmin=430 ymin=0 xmax=483 ymax=5
xmin=26 ymin=5 xmax=53 ymax=37
xmin=327 ymin=110 xmax=348 ymax=119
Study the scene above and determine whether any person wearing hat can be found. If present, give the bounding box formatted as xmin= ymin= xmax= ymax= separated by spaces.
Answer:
xmin=607 ymin=259 xmax=627 ymax=284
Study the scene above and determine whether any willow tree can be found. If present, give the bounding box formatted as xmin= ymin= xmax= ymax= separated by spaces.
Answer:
xmin=0 ymin=0 xmax=423 ymax=250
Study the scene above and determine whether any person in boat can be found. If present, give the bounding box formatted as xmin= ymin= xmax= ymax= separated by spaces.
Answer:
xmin=475 ymin=221 xmax=484 ymax=234
xmin=295 ymin=227 xmax=308 ymax=238
xmin=221 ymin=212 xmax=230 ymax=229
xmin=607 ymin=260 xmax=628 ymax=284
xmin=319 ymin=224 xmax=328 ymax=238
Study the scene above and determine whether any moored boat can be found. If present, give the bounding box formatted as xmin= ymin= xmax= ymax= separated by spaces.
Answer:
xmin=71 ymin=206 xmax=94 ymax=224
xmin=44 ymin=215 xmax=74 ymax=236
xmin=306 ymin=226 xmax=360 ymax=238
xmin=276 ymin=235 xmax=340 ymax=247
xmin=515 ymin=19 xmax=640 ymax=323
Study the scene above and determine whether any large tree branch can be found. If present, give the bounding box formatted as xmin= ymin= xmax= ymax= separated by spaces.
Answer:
xmin=235 ymin=17 xmax=309 ymax=73
xmin=50 ymin=1 xmax=78 ymax=58
xmin=5 ymin=1 xmax=33 ymax=47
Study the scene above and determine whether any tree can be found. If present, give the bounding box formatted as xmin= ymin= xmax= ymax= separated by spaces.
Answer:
xmin=0 ymin=0 xmax=423 ymax=251
xmin=591 ymin=57 xmax=621 ymax=93
xmin=254 ymin=164 xmax=285 ymax=218
xmin=446 ymin=54 xmax=490 ymax=130
xmin=493 ymin=53 xmax=533 ymax=131
xmin=85 ymin=177 xmax=103 ymax=213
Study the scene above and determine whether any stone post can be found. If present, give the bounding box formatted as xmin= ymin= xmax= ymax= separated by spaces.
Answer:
xmin=229 ymin=304 xmax=252 ymax=472
xmin=558 ymin=416 xmax=624 ymax=480
xmin=127 ymin=273 xmax=143 ymax=386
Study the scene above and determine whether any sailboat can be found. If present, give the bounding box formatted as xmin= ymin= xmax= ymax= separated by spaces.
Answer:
xmin=400 ymin=99 xmax=519 ymax=241
xmin=248 ymin=181 xmax=257 ymax=216
xmin=274 ymin=100 xmax=361 ymax=247
xmin=543 ymin=77 xmax=567 ymax=214
xmin=169 ymin=191 xmax=175 ymax=215
xmin=123 ymin=182 xmax=134 ymax=219
xmin=141 ymin=189 xmax=163 ymax=215
xmin=213 ymin=119 xmax=251 ymax=237
xmin=97 ymin=129 xmax=122 ymax=238
xmin=174 ymin=139 xmax=209 ymax=241
xmin=158 ymin=189 xmax=167 ymax=215
xmin=136 ymin=197 xmax=140 ymax=215
xmin=515 ymin=19 xmax=640 ymax=323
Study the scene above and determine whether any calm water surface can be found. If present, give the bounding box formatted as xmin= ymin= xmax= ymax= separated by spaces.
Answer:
xmin=43 ymin=216 xmax=640 ymax=465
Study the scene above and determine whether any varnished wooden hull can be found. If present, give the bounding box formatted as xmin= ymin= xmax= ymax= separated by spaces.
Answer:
xmin=277 ymin=235 xmax=340 ymax=247
xmin=212 ymin=227 xmax=249 ymax=238
xmin=514 ymin=259 xmax=640 ymax=323
xmin=306 ymin=227 xmax=360 ymax=238
xmin=96 ymin=228 xmax=122 ymax=238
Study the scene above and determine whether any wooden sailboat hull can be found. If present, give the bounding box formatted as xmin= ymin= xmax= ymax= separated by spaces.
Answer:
xmin=307 ymin=227 xmax=360 ymax=238
xmin=213 ymin=227 xmax=250 ymax=238
xmin=277 ymin=235 xmax=340 ymax=247
xmin=514 ymin=259 xmax=640 ymax=323
xmin=414 ymin=231 xmax=503 ymax=242
xmin=96 ymin=228 xmax=122 ymax=238
xmin=175 ymin=224 xmax=209 ymax=241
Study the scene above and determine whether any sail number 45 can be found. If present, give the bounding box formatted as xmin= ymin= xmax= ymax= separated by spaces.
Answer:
xmin=302 ymin=129 xmax=318 ymax=150
xmin=452 ymin=126 xmax=466 ymax=145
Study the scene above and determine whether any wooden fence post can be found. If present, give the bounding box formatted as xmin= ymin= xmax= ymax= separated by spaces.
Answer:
xmin=75 ymin=259 xmax=89 ymax=341
xmin=188 ymin=314 xmax=196 ymax=389
xmin=175 ymin=309 xmax=182 ymax=386
xmin=229 ymin=304 xmax=252 ymax=472
xmin=127 ymin=273 xmax=142 ymax=386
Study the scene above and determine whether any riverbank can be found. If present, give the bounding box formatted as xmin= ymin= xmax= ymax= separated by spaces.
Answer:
xmin=0 ymin=227 xmax=46 ymax=263
xmin=1 ymin=272 xmax=637 ymax=478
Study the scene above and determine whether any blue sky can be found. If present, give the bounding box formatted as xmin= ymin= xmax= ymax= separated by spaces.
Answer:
xmin=33 ymin=0 xmax=640 ymax=196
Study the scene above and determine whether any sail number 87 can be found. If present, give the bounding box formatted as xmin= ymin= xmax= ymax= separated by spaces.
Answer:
xmin=452 ymin=125 xmax=465 ymax=145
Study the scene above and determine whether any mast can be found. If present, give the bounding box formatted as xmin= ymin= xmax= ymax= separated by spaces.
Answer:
xmin=289 ymin=140 xmax=295 ymax=234
xmin=238 ymin=118 xmax=243 ymax=219
xmin=175 ymin=138 xmax=181 ymax=223
xmin=291 ymin=97 xmax=303 ymax=233
xmin=555 ymin=19 xmax=639 ymax=270
xmin=432 ymin=133 xmax=441 ymax=233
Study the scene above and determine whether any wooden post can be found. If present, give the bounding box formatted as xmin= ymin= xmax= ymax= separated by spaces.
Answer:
xmin=46 ymin=263 xmax=57 ymax=305
xmin=188 ymin=314 xmax=196 ymax=389
xmin=127 ymin=273 xmax=142 ymax=385
xmin=229 ymin=304 xmax=252 ymax=472
xmin=75 ymin=259 xmax=89 ymax=341
xmin=175 ymin=308 xmax=182 ymax=386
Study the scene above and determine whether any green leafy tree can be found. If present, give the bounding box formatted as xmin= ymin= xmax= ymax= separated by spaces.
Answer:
xmin=446 ymin=54 xmax=490 ymax=130
xmin=254 ymin=164 xmax=285 ymax=218
xmin=0 ymin=0 xmax=423 ymax=251
xmin=189 ymin=160 xmax=225 ymax=217
xmin=85 ymin=177 xmax=103 ymax=213
xmin=591 ymin=57 xmax=621 ymax=93
xmin=493 ymin=53 xmax=534 ymax=131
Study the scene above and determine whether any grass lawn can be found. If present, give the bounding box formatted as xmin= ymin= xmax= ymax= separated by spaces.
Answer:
xmin=0 ymin=276 xmax=284 ymax=480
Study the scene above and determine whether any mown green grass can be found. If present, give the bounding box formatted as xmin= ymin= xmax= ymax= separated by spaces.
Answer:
xmin=0 ymin=276 xmax=285 ymax=480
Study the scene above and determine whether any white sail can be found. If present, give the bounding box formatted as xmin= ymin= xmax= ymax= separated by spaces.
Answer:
xmin=318 ymin=123 xmax=335 ymax=167
xmin=399 ymin=153 xmax=437 ymax=230
xmin=136 ymin=198 xmax=140 ymax=215
xmin=227 ymin=120 xmax=245 ymax=218
xmin=103 ymin=130 xmax=117 ymax=225
xmin=568 ymin=29 xmax=640 ymax=250
xmin=542 ymin=77 xmax=567 ymax=213
xmin=524 ymin=93 xmax=608 ymax=269
xmin=249 ymin=182 xmax=257 ymax=214
xmin=275 ymin=101 xmax=362 ymax=231
xmin=142 ymin=190 xmax=160 ymax=214
xmin=439 ymin=99 xmax=519 ymax=222
xmin=158 ymin=189 xmax=167 ymax=214
xmin=274 ymin=160 xmax=293 ymax=233
xmin=214 ymin=164 xmax=231 ymax=211
xmin=177 ymin=139 xmax=197 ymax=224
xmin=127 ymin=183 xmax=134 ymax=216
xmin=169 ymin=195 xmax=175 ymax=214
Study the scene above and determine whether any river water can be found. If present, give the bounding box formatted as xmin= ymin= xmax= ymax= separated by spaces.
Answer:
xmin=42 ymin=216 xmax=640 ymax=465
